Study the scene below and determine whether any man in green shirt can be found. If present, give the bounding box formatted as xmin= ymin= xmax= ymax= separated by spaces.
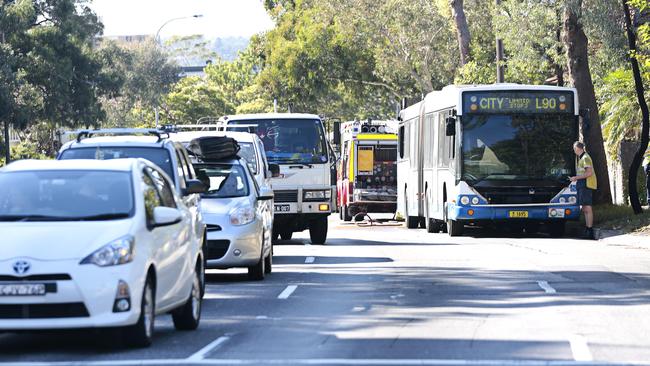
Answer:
xmin=570 ymin=141 xmax=597 ymax=239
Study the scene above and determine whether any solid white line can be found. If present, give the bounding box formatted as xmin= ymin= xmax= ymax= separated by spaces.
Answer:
xmin=0 ymin=359 xmax=635 ymax=366
xmin=186 ymin=336 xmax=231 ymax=361
xmin=537 ymin=281 xmax=557 ymax=294
xmin=277 ymin=285 xmax=298 ymax=299
xmin=305 ymin=256 xmax=315 ymax=263
xmin=569 ymin=335 xmax=593 ymax=362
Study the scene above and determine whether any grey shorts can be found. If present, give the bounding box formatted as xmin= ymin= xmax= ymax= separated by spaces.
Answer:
xmin=577 ymin=181 xmax=594 ymax=206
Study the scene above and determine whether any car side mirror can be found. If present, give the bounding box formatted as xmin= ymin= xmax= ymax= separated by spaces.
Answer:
xmin=183 ymin=179 xmax=207 ymax=196
xmin=258 ymin=187 xmax=274 ymax=201
xmin=153 ymin=207 xmax=182 ymax=227
xmin=445 ymin=117 xmax=456 ymax=136
xmin=269 ymin=164 xmax=280 ymax=178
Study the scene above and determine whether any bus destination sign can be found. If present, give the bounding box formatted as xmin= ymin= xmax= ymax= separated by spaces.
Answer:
xmin=462 ymin=90 xmax=575 ymax=114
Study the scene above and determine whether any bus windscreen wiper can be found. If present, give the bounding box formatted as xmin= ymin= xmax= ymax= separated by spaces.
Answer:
xmin=272 ymin=158 xmax=314 ymax=167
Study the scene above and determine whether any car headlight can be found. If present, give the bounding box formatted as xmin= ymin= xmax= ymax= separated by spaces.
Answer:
xmin=460 ymin=196 xmax=470 ymax=205
xmin=304 ymin=190 xmax=331 ymax=201
xmin=81 ymin=236 xmax=134 ymax=267
xmin=471 ymin=197 xmax=480 ymax=205
xmin=229 ymin=204 xmax=255 ymax=226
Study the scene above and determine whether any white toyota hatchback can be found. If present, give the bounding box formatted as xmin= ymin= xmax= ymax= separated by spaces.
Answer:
xmin=0 ymin=159 xmax=205 ymax=347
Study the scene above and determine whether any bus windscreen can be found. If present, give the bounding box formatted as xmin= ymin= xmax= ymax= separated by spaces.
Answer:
xmin=462 ymin=90 xmax=575 ymax=114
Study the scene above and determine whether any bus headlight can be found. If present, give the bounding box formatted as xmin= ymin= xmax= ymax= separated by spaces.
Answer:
xmin=568 ymin=196 xmax=577 ymax=204
xmin=559 ymin=197 xmax=567 ymax=203
xmin=471 ymin=197 xmax=480 ymax=205
xmin=460 ymin=196 xmax=470 ymax=205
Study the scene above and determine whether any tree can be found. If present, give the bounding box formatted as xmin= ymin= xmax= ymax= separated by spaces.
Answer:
xmin=449 ymin=0 xmax=471 ymax=65
xmin=621 ymin=0 xmax=649 ymax=213
xmin=563 ymin=1 xmax=613 ymax=204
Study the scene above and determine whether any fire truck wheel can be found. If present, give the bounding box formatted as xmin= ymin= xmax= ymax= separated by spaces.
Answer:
xmin=280 ymin=231 xmax=293 ymax=240
xmin=342 ymin=205 xmax=352 ymax=222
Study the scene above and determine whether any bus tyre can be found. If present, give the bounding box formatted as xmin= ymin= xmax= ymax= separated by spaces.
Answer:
xmin=548 ymin=221 xmax=565 ymax=238
xmin=405 ymin=198 xmax=419 ymax=229
xmin=425 ymin=196 xmax=435 ymax=233
xmin=447 ymin=219 xmax=463 ymax=237
xmin=309 ymin=217 xmax=328 ymax=244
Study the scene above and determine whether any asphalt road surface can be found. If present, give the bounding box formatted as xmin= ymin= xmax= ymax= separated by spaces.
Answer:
xmin=2 ymin=216 xmax=650 ymax=366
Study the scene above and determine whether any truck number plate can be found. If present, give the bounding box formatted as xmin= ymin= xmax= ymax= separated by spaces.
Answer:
xmin=0 ymin=284 xmax=46 ymax=296
xmin=508 ymin=211 xmax=529 ymax=218
xmin=274 ymin=204 xmax=291 ymax=213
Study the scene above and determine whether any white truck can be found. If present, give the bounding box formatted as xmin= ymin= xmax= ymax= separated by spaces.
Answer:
xmin=218 ymin=113 xmax=336 ymax=244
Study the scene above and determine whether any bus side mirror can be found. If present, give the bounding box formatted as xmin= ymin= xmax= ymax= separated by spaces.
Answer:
xmin=445 ymin=117 xmax=456 ymax=136
xmin=333 ymin=121 xmax=341 ymax=146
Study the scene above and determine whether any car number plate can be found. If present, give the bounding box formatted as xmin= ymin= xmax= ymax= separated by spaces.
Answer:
xmin=0 ymin=283 xmax=46 ymax=296
xmin=274 ymin=204 xmax=291 ymax=213
xmin=509 ymin=211 xmax=529 ymax=218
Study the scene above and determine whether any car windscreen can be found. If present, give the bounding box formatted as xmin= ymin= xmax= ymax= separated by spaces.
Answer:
xmin=0 ymin=170 xmax=134 ymax=221
xmin=193 ymin=163 xmax=249 ymax=198
xmin=227 ymin=119 xmax=328 ymax=164
xmin=59 ymin=147 xmax=174 ymax=180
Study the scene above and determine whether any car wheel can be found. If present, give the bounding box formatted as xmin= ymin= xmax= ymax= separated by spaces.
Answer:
xmin=248 ymin=244 xmax=266 ymax=281
xmin=172 ymin=265 xmax=202 ymax=331
xmin=264 ymin=251 xmax=272 ymax=274
xmin=123 ymin=276 xmax=155 ymax=348
xmin=309 ymin=216 xmax=328 ymax=244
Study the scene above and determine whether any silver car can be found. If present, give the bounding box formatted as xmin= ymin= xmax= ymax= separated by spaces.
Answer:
xmin=194 ymin=158 xmax=274 ymax=280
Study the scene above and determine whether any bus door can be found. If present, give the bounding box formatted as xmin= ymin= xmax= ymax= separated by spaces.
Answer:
xmin=417 ymin=102 xmax=427 ymax=217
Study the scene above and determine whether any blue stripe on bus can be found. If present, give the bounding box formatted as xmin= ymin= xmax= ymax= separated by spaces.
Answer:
xmin=447 ymin=203 xmax=581 ymax=221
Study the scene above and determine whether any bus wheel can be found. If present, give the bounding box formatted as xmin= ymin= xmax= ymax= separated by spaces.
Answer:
xmin=405 ymin=197 xmax=419 ymax=229
xmin=548 ymin=221 xmax=565 ymax=238
xmin=425 ymin=196 xmax=435 ymax=233
xmin=309 ymin=217 xmax=328 ymax=244
xmin=447 ymin=219 xmax=463 ymax=237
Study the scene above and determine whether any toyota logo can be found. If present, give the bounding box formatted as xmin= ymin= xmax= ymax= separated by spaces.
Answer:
xmin=12 ymin=261 xmax=30 ymax=275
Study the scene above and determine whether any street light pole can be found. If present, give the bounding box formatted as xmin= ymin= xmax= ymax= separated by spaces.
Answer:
xmin=153 ymin=14 xmax=203 ymax=129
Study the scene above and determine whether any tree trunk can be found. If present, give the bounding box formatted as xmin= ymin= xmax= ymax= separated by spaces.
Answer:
xmin=449 ymin=0 xmax=471 ymax=65
xmin=562 ymin=5 xmax=612 ymax=204
xmin=622 ymin=0 xmax=649 ymax=214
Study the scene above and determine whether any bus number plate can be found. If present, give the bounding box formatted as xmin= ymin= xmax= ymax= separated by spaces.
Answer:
xmin=509 ymin=211 xmax=529 ymax=218
xmin=274 ymin=204 xmax=291 ymax=213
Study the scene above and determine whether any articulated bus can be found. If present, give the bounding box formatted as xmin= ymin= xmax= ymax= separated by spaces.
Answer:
xmin=219 ymin=113 xmax=336 ymax=245
xmin=397 ymin=84 xmax=581 ymax=237
xmin=335 ymin=120 xmax=398 ymax=221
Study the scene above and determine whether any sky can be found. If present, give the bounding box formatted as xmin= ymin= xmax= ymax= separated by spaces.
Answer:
xmin=88 ymin=0 xmax=275 ymax=39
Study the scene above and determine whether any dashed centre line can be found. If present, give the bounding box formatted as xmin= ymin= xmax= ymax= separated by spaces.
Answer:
xmin=537 ymin=281 xmax=557 ymax=294
xmin=305 ymin=256 xmax=315 ymax=263
xmin=569 ymin=335 xmax=593 ymax=361
xmin=278 ymin=285 xmax=298 ymax=299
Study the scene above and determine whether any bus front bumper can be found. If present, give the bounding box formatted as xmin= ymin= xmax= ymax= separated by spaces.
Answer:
xmin=448 ymin=204 xmax=581 ymax=221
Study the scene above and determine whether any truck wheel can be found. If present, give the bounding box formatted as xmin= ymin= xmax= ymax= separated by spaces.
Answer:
xmin=342 ymin=205 xmax=352 ymax=222
xmin=309 ymin=217 xmax=328 ymax=244
xmin=447 ymin=219 xmax=463 ymax=237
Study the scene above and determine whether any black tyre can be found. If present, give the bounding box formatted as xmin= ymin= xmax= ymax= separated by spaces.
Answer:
xmin=405 ymin=197 xmax=419 ymax=229
xmin=280 ymin=231 xmax=293 ymax=240
xmin=248 ymin=248 xmax=266 ymax=281
xmin=123 ymin=276 xmax=155 ymax=348
xmin=309 ymin=217 xmax=328 ymax=244
xmin=172 ymin=266 xmax=202 ymax=331
xmin=548 ymin=221 xmax=566 ymax=238
xmin=342 ymin=205 xmax=352 ymax=222
xmin=425 ymin=196 xmax=436 ymax=233
xmin=264 ymin=249 xmax=272 ymax=274
xmin=447 ymin=219 xmax=463 ymax=237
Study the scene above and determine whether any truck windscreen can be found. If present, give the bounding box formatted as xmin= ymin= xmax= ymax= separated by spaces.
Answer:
xmin=228 ymin=119 xmax=327 ymax=164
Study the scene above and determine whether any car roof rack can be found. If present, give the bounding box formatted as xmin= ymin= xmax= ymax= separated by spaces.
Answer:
xmin=161 ymin=124 xmax=222 ymax=133
xmin=75 ymin=128 xmax=167 ymax=143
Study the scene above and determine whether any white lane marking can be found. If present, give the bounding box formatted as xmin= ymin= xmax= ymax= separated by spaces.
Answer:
xmin=537 ymin=281 xmax=557 ymax=294
xmin=256 ymin=315 xmax=269 ymax=320
xmin=186 ymin=336 xmax=231 ymax=361
xmin=277 ymin=285 xmax=298 ymax=299
xmin=305 ymin=256 xmax=315 ymax=263
xmin=569 ymin=335 xmax=593 ymax=362
xmin=0 ymin=359 xmax=630 ymax=365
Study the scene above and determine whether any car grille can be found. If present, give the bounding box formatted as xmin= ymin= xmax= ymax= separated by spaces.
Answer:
xmin=206 ymin=240 xmax=230 ymax=260
xmin=0 ymin=303 xmax=89 ymax=319
xmin=274 ymin=190 xmax=298 ymax=203
xmin=474 ymin=186 xmax=561 ymax=204
xmin=0 ymin=274 xmax=71 ymax=281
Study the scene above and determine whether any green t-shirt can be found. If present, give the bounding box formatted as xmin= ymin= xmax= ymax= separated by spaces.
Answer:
xmin=577 ymin=152 xmax=597 ymax=190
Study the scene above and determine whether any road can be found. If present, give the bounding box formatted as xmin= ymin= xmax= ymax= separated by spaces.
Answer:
xmin=2 ymin=216 xmax=650 ymax=366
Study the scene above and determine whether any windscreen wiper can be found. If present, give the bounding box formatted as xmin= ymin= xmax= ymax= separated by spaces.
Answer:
xmin=70 ymin=213 xmax=131 ymax=221
xmin=0 ymin=215 xmax=73 ymax=222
